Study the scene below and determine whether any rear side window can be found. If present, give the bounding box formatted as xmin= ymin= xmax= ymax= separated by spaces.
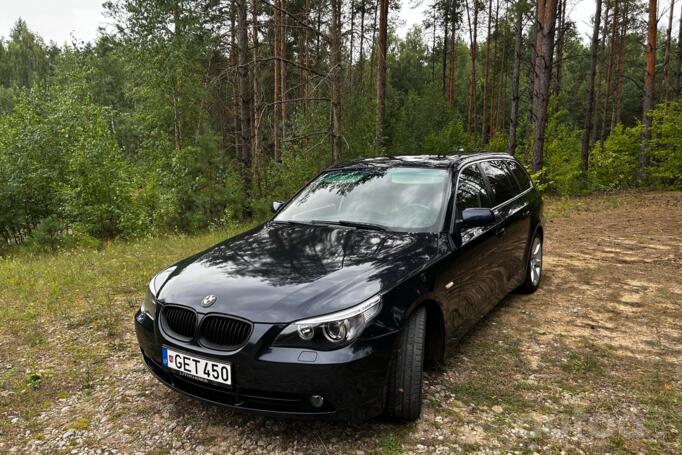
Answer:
xmin=507 ymin=160 xmax=532 ymax=191
xmin=456 ymin=164 xmax=492 ymax=212
xmin=479 ymin=160 xmax=518 ymax=204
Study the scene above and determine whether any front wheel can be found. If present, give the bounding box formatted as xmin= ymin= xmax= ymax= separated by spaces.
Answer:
xmin=518 ymin=233 xmax=543 ymax=293
xmin=385 ymin=306 xmax=426 ymax=421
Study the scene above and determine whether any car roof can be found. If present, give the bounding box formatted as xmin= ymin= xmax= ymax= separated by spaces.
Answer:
xmin=328 ymin=153 xmax=515 ymax=171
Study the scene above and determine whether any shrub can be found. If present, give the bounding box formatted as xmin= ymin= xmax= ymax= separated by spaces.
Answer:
xmin=589 ymin=124 xmax=640 ymax=190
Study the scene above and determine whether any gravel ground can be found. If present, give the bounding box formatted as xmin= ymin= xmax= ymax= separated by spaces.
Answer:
xmin=1 ymin=191 xmax=681 ymax=454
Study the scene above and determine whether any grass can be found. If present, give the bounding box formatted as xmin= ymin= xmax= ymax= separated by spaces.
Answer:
xmin=0 ymin=223 xmax=254 ymax=424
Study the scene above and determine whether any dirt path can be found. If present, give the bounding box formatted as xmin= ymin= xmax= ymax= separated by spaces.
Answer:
xmin=2 ymin=191 xmax=681 ymax=454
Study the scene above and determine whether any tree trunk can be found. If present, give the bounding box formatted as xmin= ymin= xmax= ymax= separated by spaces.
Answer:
xmin=375 ymin=0 xmax=389 ymax=147
xmin=497 ymin=10 xmax=508 ymax=133
xmin=431 ymin=6 xmax=437 ymax=82
xmin=600 ymin=0 xmax=619 ymax=147
xmin=251 ymin=0 xmax=261 ymax=165
xmin=581 ymin=0 xmax=602 ymax=172
xmin=508 ymin=0 xmax=524 ymax=155
xmin=531 ymin=0 xmax=559 ymax=172
xmin=675 ymin=3 xmax=682 ymax=98
xmin=489 ymin=0 xmax=500 ymax=141
xmin=552 ymin=0 xmax=566 ymax=99
xmin=466 ymin=0 xmax=479 ymax=133
xmin=639 ymin=0 xmax=658 ymax=183
xmin=280 ymin=0 xmax=288 ymax=145
xmin=663 ymin=0 xmax=675 ymax=102
xmin=442 ymin=6 xmax=450 ymax=94
xmin=611 ymin=0 xmax=628 ymax=130
xmin=482 ymin=0 xmax=493 ymax=144
xmin=273 ymin=0 xmax=281 ymax=161
xmin=349 ymin=0 xmax=356 ymax=97
xmin=591 ymin=0 xmax=610 ymax=148
xmin=448 ymin=19 xmax=458 ymax=111
xmin=230 ymin=5 xmax=241 ymax=160
xmin=301 ymin=0 xmax=310 ymax=113
xmin=370 ymin=0 xmax=379 ymax=85
xmin=331 ymin=0 xmax=343 ymax=162
xmin=359 ymin=0 xmax=366 ymax=89
xmin=236 ymin=0 xmax=253 ymax=182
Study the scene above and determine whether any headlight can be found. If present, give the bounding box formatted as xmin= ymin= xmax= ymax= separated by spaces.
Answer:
xmin=272 ymin=295 xmax=382 ymax=350
xmin=141 ymin=282 xmax=157 ymax=319
xmin=140 ymin=267 xmax=175 ymax=320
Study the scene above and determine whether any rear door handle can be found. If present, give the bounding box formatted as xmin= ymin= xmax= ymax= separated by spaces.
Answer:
xmin=495 ymin=226 xmax=506 ymax=236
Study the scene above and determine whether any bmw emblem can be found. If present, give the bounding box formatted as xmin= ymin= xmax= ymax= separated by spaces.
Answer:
xmin=201 ymin=295 xmax=217 ymax=307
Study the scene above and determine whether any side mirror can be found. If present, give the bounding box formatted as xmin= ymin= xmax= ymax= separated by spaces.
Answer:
xmin=271 ymin=200 xmax=284 ymax=213
xmin=461 ymin=208 xmax=496 ymax=227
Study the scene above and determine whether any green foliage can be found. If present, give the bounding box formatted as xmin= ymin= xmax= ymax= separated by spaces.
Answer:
xmin=540 ymin=110 xmax=584 ymax=195
xmin=590 ymin=124 xmax=640 ymax=190
xmin=649 ymin=100 xmax=682 ymax=187
xmin=0 ymin=10 xmax=680 ymax=252
xmin=423 ymin=120 xmax=479 ymax=154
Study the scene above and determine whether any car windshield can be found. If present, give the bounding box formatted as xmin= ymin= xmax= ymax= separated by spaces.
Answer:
xmin=274 ymin=167 xmax=450 ymax=233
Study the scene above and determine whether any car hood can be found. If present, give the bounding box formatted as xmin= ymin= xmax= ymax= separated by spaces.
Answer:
xmin=156 ymin=222 xmax=441 ymax=323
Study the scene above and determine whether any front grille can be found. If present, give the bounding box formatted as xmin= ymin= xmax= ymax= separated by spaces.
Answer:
xmin=162 ymin=306 xmax=196 ymax=339
xmin=200 ymin=315 xmax=252 ymax=350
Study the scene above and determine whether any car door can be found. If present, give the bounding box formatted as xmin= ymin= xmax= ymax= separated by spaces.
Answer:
xmin=478 ymin=160 xmax=530 ymax=295
xmin=504 ymin=159 xmax=534 ymax=289
xmin=437 ymin=163 xmax=499 ymax=339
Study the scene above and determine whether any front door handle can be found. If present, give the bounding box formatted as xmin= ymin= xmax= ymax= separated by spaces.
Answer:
xmin=495 ymin=226 xmax=506 ymax=236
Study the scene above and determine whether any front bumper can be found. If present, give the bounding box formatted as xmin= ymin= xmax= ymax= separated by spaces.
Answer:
xmin=135 ymin=310 xmax=396 ymax=421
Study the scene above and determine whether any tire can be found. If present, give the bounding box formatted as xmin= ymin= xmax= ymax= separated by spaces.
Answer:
xmin=385 ymin=306 xmax=426 ymax=421
xmin=517 ymin=233 xmax=543 ymax=294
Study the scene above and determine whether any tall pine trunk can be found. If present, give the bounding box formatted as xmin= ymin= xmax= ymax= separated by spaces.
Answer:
xmin=611 ymin=0 xmax=628 ymax=130
xmin=508 ymin=0 xmax=524 ymax=155
xmin=581 ymin=0 xmax=603 ymax=172
xmin=592 ymin=0 xmax=610 ymax=148
xmin=482 ymin=0 xmax=493 ymax=144
xmin=273 ymin=0 xmax=281 ymax=161
xmin=251 ymin=0 xmax=261 ymax=165
xmin=331 ymin=0 xmax=342 ymax=161
xmin=600 ymin=0 xmax=619 ymax=148
xmin=466 ymin=0 xmax=479 ymax=133
xmin=531 ymin=0 xmax=559 ymax=172
xmin=448 ymin=21 xmax=458 ymax=110
xmin=675 ymin=3 xmax=682 ymax=97
xmin=639 ymin=0 xmax=658 ymax=183
xmin=236 ymin=0 xmax=253 ymax=185
xmin=663 ymin=0 xmax=675 ymax=102
xmin=375 ymin=0 xmax=389 ymax=147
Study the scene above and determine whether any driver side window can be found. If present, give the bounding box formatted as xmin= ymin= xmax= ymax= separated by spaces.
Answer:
xmin=456 ymin=164 xmax=492 ymax=215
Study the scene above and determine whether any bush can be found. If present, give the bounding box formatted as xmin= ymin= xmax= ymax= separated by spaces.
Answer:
xmin=649 ymin=101 xmax=682 ymax=187
xmin=589 ymin=124 xmax=640 ymax=190
xmin=543 ymin=111 xmax=584 ymax=195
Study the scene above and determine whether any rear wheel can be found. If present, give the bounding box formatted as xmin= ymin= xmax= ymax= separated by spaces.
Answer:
xmin=518 ymin=233 xmax=543 ymax=293
xmin=385 ymin=306 xmax=426 ymax=421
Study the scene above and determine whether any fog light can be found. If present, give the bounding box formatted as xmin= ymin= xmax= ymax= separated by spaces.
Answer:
xmin=309 ymin=395 xmax=324 ymax=408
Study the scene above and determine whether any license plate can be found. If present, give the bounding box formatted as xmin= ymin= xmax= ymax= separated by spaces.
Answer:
xmin=162 ymin=346 xmax=232 ymax=386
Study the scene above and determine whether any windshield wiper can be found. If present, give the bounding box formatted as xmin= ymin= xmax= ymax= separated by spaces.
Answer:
xmin=277 ymin=219 xmax=390 ymax=231
xmin=271 ymin=219 xmax=314 ymax=227
xmin=308 ymin=219 xmax=388 ymax=231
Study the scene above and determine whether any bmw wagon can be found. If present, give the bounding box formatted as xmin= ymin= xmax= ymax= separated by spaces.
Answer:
xmin=134 ymin=153 xmax=544 ymax=422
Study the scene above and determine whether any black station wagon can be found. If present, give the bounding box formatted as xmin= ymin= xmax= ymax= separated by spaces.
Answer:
xmin=135 ymin=153 xmax=544 ymax=422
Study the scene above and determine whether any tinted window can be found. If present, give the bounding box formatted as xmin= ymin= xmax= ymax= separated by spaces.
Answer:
xmin=507 ymin=160 xmax=532 ymax=191
xmin=479 ymin=160 xmax=518 ymax=204
xmin=456 ymin=164 xmax=492 ymax=212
